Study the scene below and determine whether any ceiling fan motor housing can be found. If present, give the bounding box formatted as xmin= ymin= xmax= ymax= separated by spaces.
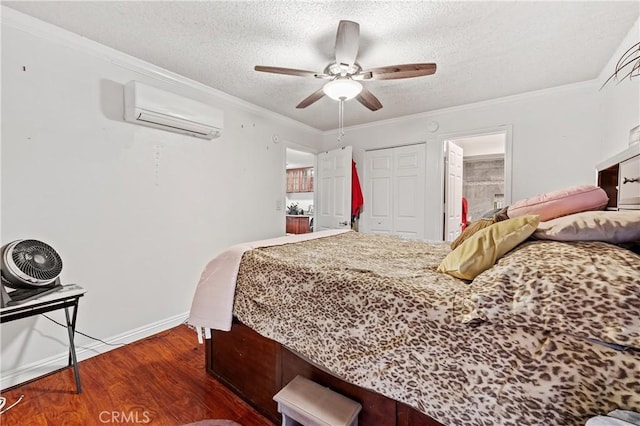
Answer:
xmin=324 ymin=63 xmax=361 ymax=77
xmin=1 ymin=240 xmax=63 ymax=289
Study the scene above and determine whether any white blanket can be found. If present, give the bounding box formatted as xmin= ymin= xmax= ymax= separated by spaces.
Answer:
xmin=188 ymin=229 xmax=350 ymax=331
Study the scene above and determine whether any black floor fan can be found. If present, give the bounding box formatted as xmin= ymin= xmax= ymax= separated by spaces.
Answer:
xmin=1 ymin=240 xmax=63 ymax=308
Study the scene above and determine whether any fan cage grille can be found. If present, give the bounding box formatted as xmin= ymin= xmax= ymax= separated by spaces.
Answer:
xmin=11 ymin=240 xmax=63 ymax=281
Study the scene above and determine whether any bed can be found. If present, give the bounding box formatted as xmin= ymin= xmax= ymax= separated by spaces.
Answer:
xmin=189 ymin=156 xmax=640 ymax=426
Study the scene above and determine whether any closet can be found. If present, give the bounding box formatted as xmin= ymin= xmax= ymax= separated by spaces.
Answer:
xmin=362 ymin=144 xmax=426 ymax=239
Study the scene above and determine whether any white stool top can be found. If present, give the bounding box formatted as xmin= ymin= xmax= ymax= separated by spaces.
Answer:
xmin=586 ymin=416 xmax=637 ymax=426
xmin=274 ymin=376 xmax=361 ymax=426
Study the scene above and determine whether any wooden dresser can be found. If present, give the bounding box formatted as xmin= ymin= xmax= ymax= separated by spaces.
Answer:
xmin=597 ymin=144 xmax=640 ymax=211
xmin=286 ymin=215 xmax=311 ymax=234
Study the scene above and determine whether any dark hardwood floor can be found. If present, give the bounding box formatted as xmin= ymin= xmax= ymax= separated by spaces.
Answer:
xmin=0 ymin=325 xmax=273 ymax=426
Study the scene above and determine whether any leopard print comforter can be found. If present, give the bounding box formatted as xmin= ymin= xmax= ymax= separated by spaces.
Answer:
xmin=232 ymin=231 xmax=640 ymax=426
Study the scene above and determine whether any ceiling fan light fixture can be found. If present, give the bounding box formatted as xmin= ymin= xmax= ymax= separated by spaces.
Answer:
xmin=323 ymin=79 xmax=362 ymax=101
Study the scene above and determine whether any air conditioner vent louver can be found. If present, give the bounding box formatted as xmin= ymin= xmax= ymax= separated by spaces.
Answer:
xmin=134 ymin=111 xmax=218 ymax=137
xmin=136 ymin=113 xmax=208 ymax=135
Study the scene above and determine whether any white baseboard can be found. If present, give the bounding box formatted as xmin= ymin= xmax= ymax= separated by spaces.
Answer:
xmin=0 ymin=311 xmax=190 ymax=390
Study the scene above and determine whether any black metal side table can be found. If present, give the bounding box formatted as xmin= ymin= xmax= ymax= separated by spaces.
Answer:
xmin=0 ymin=284 xmax=86 ymax=393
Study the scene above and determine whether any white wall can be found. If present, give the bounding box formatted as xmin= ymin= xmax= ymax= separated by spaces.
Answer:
xmin=286 ymin=193 xmax=314 ymax=213
xmin=597 ymin=17 xmax=640 ymax=160
xmin=0 ymin=9 xmax=321 ymax=387
xmin=323 ymin=81 xmax=603 ymax=240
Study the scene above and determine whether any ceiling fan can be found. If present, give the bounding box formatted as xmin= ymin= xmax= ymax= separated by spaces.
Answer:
xmin=254 ymin=20 xmax=437 ymax=111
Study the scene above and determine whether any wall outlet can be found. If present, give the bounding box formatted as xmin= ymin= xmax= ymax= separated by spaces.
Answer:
xmin=275 ymin=199 xmax=283 ymax=211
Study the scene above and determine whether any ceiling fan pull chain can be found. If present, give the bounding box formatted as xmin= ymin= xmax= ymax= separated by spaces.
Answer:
xmin=338 ymin=99 xmax=345 ymax=142
xmin=339 ymin=99 xmax=344 ymax=140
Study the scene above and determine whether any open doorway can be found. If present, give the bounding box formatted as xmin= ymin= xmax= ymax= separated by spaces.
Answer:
xmin=456 ymin=134 xmax=506 ymax=222
xmin=443 ymin=128 xmax=510 ymax=241
xmin=285 ymin=148 xmax=315 ymax=234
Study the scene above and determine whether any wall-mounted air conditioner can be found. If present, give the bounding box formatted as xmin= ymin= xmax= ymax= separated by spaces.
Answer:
xmin=124 ymin=81 xmax=223 ymax=140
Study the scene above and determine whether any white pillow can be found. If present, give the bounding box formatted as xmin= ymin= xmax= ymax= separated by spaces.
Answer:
xmin=534 ymin=211 xmax=640 ymax=243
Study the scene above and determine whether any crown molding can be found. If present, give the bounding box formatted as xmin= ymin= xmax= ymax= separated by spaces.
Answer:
xmin=1 ymin=6 xmax=321 ymax=135
xmin=322 ymin=79 xmax=600 ymax=136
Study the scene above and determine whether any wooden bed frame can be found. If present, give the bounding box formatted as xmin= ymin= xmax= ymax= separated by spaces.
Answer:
xmin=207 ymin=319 xmax=442 ymax=426
xmin=201 ymin=147 xmax=640 ymax=426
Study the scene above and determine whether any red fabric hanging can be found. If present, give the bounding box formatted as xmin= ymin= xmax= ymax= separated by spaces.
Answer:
xmin=461 ymin=197 xmax=469 ymax=231
xmin=352 ymin=160 xmax=364 ymax=220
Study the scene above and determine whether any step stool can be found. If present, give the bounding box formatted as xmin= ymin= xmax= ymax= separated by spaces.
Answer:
xmin=273 ymin=375 xmax=362 ymax=426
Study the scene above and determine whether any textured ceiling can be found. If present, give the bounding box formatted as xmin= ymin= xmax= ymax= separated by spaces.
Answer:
xmin=4 ymin=1 xmax=639 ymax=131
xmin=286 ymin=148 xmax=315 ymax=169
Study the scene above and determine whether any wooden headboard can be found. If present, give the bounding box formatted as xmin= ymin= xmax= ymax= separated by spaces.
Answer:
xmin=597 ymin=144 xmax=640 ymax=211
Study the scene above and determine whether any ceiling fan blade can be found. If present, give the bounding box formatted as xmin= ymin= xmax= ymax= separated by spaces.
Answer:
xmin=296 ymin=87 xmax=326 ymax=109
xmin=255 ymin=65 xmax=325 ymax=78
xmin=356 ymin=87 xmax=383 ymax=111
xmin=363 ymin=63 xmax=437 ymax=80
xmin=335 ymin=20 xmax=360 ymax=68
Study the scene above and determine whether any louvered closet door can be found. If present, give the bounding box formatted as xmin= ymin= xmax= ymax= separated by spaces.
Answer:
xmin=363 ymin=144 xmax=425 ymax=239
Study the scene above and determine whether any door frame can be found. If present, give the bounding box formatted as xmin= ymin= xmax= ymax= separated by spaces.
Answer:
xmin=433 ymin=124 xmax=513 ymax=240
xmin=283 ymin=141 xmax=319 ymax=234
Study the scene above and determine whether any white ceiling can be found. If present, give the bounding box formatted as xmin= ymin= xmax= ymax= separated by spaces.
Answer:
xmin=286 ymin=148 xmax=315 ymax=169
xmin=4 ymin=1 xmax=639 ymax=131
xmin=451 ymin=134 xmax=505 ymax=157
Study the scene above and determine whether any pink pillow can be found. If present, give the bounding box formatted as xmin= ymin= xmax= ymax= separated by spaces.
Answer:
xmin=508 ymin=185 xmax=608 ymax=222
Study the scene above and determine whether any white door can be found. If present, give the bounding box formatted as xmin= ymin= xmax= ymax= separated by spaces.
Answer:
xmin=363 ymin=148 xmax=394 ymax=234
xmin=393 ymin=144 xmax=425 ymax=239
xmin=316 ymin=146 xmax=352 ymax=230
xmin=444 ymin=141 xmax=464 ymax=241
xmin=363 ymin=144 xmax=425 ymax=239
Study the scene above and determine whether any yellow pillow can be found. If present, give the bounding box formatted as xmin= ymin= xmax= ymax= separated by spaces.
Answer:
xmin=438 ymin=215 xmax=540 ymax=280
xmin=450 ymin=218 xmax=495 ymax=250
